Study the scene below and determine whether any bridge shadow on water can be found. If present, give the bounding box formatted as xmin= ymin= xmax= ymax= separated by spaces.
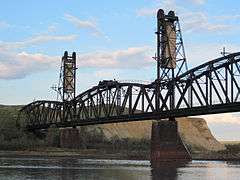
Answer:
xmin=151 ymin=160 xmax=190 ymax=180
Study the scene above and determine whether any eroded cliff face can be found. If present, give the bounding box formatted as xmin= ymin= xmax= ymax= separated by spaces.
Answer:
xmin=177 ymin=117 xmax=226 ymax=152
xmin=86 ymin=117 xmax=225 ymax=152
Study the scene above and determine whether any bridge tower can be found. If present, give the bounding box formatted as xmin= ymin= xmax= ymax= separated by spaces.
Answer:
xmin=152 ymin=9 xmax=191 ymax=163
xmin=59 ymin=51 xmax=81 ymax=148
xmin=154 ymin=9 xmax=188 ymax=118
xmin=155 ymin=9 xmax=188 ymax=116
xmin=60 ymin=51 xmax=77 ymax=122
xmin=156 ymin=9 xmax=187 ymax=81
xmin=62 ymin=51 xmax=76 ymax=101
xmin=52 ymin=51 xmax=77 ymax=102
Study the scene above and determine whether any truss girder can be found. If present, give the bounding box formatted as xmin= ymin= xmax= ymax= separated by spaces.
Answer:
xmin=20 ymin=52 xmax=240 ymax=130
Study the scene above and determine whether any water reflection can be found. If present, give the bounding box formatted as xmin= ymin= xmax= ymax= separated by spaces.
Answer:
xmin=151 ymin=161 xmax=189 ymax=180
xmin=0 ymin=157 xmax=240 ymax=179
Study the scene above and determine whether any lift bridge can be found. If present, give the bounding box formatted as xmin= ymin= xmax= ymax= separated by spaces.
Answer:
xmin=20 ymin=9 xmax=240 ymax=131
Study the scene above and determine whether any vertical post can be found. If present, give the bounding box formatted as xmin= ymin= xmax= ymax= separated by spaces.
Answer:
xmin=155 ymin=84 xmax=160 ymax=112
xmin=188 ymin=73 xmax=193 ymax=107
xmin=72 ymin=52 xmax=77 ymax=119
xmin=190 ymin=83 xmax=193 ymax=107
xmin=206 ymin=74 xmax=209 ymax=106
xmin=142 ymin=88 xmax=144 ymax=112
xmin=209 ymin=70 xmax=212 ymax=106
xmin=116 ymin=86 xmax=121 ymax=115
xmin=225 ymin=66 xmax=228 ymax=103
xmin=231 ymin=61 xmax=234 ymax=103
xmin=129 ymin=86 xmax=132 ymax=115
xmin=156 ymin=9 xmax=164 ymax=80
xmin=155 ymin=10 xmax=163 ymax=113
xmin=62 ymin=51 xmax=68 ymax=122
xmin=170 ymin=69 xmax=175 ymax=111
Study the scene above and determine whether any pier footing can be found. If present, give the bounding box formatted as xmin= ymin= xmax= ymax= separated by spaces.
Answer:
xmin=151 ymin=120 xmax=191 ymax=163
xmin=60 ymin=128 xmax=81 ymax=149
xmin=46 ymin=127 xmax=60 ymax=147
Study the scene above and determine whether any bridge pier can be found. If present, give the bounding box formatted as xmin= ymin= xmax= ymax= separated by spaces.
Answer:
xmin=60 ymin=127 xmax=81 ymax=149
xmin=46 ymin=127 xmax=60 ymax=147
xmin=151 ymin=120 xmax=191 ymax=164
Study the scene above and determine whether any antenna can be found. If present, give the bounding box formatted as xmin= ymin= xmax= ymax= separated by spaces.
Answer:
xmin=221 ymin=47 xmax=230 ymax=57
xmin=50 ymin=84 xmax=62 ymax=101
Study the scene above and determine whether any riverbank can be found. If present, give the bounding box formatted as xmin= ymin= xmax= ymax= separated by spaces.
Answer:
xmin=0 ymin=148 xmax=149 ymax=160
xmin=1 ymin=105 xmax=240 ymax=161
xmin=0 ymin=146 xmax=240 ymax=161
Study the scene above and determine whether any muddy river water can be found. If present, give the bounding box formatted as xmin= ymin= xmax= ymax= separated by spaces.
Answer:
xmin=0 ymin=157 xmax=239 ymax=180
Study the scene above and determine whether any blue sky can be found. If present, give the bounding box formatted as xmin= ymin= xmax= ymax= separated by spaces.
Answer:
xmin=1 ymin=0 xmax=240 ymax=140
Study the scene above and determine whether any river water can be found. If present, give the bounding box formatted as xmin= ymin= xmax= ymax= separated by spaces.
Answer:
xmin=0 ymin=157 xmax=239 ymax=180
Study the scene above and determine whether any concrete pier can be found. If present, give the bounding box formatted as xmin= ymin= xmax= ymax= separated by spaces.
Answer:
xmin=60 ymin=128 xmax=81 ymax=149
xmin=46 ymin=127 xmax=60 ymax=147
xmin=151 ymin=120 xmax=191 ymax=163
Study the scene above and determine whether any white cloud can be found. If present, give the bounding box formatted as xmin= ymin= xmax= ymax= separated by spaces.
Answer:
xmin=47 ymin=24 xmax=58 ymax=32
xmin=94 ymin=70 xmax=116 ymax=79
xmin=0 ymin=34 xmax=78 ymax=50
xmin=0 ymin=50 xmax=58 ymax=79
xmin=137 ymin=0 xmax=178 ymax=17
xmin=0 ymin=32 xmax=78 ymax=79
xmin=0 ymin=46 xmax=154 ymax=79
xmin=136 ymin=1 xmax=235 ymax=33
xmin=0 ymin=21 xmax=10 ymax=29
xmin=64 ymin=13 xmax=110 ymax=40
xmin=64 ymin=13 xmax=97 ymax=30
xmin=215 ymin=14 xmax=240 ymax=21
xmin=182 ymin=11 xmax=233 ymax=33
xmin=185 ymin=43 xmax=240 ymax=67
xmin=187 ymin=0 xmax=206 ymax=5
xmin=136 ymin=8 xmax=156 ymax=17
xmin=3 ymin=41 xmax=238 ymax=80
xmin=25 ymin=34 xmax=77 ymax=44
xmin=78 ymin=46 xmax=153 ymax=68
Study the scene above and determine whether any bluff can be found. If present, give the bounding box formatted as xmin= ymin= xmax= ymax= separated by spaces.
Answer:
xmin=83 ymin=117 xmax=226 ymax=152
xmin=0 ymin=105 xmax=226 ymax=153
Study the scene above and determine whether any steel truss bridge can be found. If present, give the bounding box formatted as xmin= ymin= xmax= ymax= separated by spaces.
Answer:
xmin=20 ymin=52 xmax=240 ymax=130
xmin=19 ymin=9 xmax=240 ymax=130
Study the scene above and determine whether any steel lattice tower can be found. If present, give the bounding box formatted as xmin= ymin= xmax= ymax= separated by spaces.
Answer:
xmin=154 ymin=9 xmax=188 ymax=117
xmin=155 ymin=9 xmax=188 ymax=81
xmin=62 ymin=51 xmax=77 ymax=102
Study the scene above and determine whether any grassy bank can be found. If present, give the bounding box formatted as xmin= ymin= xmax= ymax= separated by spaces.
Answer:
xmin=0 ymin=105 xmax=150 ymax=159
xmin=0 ymin=105 xmax=46 ymax=150
xmin=1 ymin=105 xmax=240 ymax=160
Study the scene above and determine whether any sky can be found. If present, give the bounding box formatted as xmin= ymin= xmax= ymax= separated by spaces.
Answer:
xmin=1 ymin=0 xmax=240 ymax=140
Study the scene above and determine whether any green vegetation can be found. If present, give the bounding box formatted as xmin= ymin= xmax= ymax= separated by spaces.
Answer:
xmin=78 ymin=126 xmax=150 ymax=157
xmin=0 ymin=105 xmax=46 ymax=150
xmin=2 ymin=104 xmax=240 ymax=160
xmin=0 ymin=104 xmax=150 ymax=157
xmin=223 ymin=143 xmax=240 ymax=155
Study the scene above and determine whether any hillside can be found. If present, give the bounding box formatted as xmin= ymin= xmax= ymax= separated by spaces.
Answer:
xmin=83 ymin=117 xmax=226 ymax=152
xmin=0 ymin=105 xmax=45 ymax=150
xmin=0 ymin=105 xmax=228 ymax=155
